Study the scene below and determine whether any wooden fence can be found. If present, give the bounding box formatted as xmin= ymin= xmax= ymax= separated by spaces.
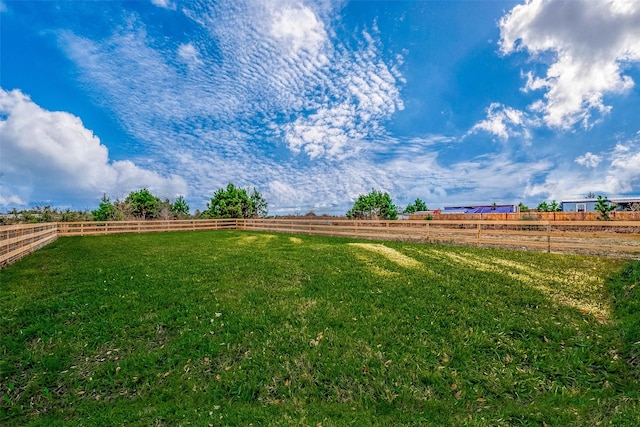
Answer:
xmin=409 ymin=211 xmax=640 ymax=221
xmin=239 ymin=218 xmax=640 ymax=258
xmin=1 ymin=219 xmax=639 ymax=268
xmin=56 ymin=219 xmax=238 ymax=236
xmin=0 ymin=223 xmax=58 ymax=267
xmin=1 ymin=220 xmax=237 ymax=268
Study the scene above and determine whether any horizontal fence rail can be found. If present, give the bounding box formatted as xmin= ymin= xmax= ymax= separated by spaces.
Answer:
xmin=1 ymin=220 xmax=237 ymax=268
xmin=0 ymin=223 xmax=58 ymax=267
xmin=408 ymin=211 xmax=640 ymax=221
xmin=1 ymin=219 xmax=639 ymax=268
xmin=238 ymin=219 xmax=640 ymax=258
xmin=56 ymin=219 xmax=238 ymax=236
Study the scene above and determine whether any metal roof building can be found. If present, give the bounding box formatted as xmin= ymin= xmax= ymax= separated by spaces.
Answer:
xmin=442 ymin=205 xmax=519 ymax=214
xmin=561 ymin=197 xmax=640 ymax=212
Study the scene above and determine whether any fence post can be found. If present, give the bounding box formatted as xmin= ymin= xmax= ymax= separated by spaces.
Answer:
xmin=477 ymin=223 xmax=481 ymax=247
xmin=547 ymin=224 xmax=551 ymax=253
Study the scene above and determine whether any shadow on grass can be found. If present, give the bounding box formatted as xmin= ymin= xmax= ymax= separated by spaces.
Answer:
xmin=607 ymin=260 xmax=640 ymax=372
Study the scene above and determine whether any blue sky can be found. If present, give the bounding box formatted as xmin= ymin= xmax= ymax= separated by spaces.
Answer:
xmin=1 ymin=0 xmax=639 ymax=215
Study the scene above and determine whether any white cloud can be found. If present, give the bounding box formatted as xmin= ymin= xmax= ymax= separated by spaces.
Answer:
xmin=59 ymin=1 xmax=404 ymax=167
xmin=500 ymin=0 xmax=640 ymax=129
xmin=270 ymin=5 xmax=327 ymax=56
xmin=150 ymin=0 xmax=175 ymax=10
xmin=0 ymin=194 xmax=25 ymax=206
xmin=56 ymin=16 xmax=538 ymax=211
xmin=575 ymin=152 xmax=602 ymax=168
xmin=46 ymin=1 xmax=562 ymax=213
xmin=177 ymin=43 xmax=203 ymax=68
xmin=469 ymin=103 xmax=532 ymax=141
xmin=526 ymin=139 xmax=640 ymax=200
xmin=268 ymin=180 xmax=303 ymax=208
xmin=280 ymin=26 xmax=404 ymax=159
xmin=0 ymin=88 xmax=187 ymax=207
xmin=0 ymin=86 xmax=556 ymax=213
xmin=605 ymin=142 xmax=640 ymax=193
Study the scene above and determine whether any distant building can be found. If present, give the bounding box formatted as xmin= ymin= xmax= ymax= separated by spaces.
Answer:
xmin=442 ymin=205 xmax=519 ymax=214
xmin=561 ymin=197 xmax=640 ymax=212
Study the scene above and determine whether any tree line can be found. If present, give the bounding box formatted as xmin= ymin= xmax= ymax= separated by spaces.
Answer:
xmin=1 ymin=206 xmax=93 ymax=225
xmin=345 ymin=189 xmax=427 ymax=220
xmin=348 ymin=190 xmax=625 ymax=221
xmin=91 ymin=184 xmax=268 ymax=221
xmin=1 ymin=186 xmax=628 ymax=225
xmin=0 ymin=184 xmax=268 ymax=225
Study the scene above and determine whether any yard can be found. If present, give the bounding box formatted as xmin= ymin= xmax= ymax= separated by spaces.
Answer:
xmin=1 ymin=230 xmax=638 ymax=425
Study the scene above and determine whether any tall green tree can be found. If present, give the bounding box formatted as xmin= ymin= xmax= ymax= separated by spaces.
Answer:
xmin=346 ymin=189 xmax=398 ymax=220
xmin=595 ymin=195 xmax=616 ymax=220
xmin=202 ymin=184 xmax=267 ymax=219
xmin=124 ymin=189 xmax=161 ymax=219
xmin=171 ymin=196 xmax=190 ymax=218
xmin=249 ymin=188 xmax=268 ymax=218
xmin=92 ymin=194 xmax=121 ymax=221
xmin=536 ymin=200 xmax=561 ymax=212
xmin=404 ymin=198 xmax=428 ymax=214
xmin=536 ymin=201 xmax=549 ymax=212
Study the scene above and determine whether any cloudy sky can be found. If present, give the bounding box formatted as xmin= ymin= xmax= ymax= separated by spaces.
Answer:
xmin=1 ymin=0 xmax=639 ymax=214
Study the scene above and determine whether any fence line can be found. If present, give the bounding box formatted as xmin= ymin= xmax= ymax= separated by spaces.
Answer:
xmin=1 ymin=219 xmax=639 ymax=268
xmin=0 ymin=223 xmax=58 ymax=267
xmin=56 ymin=219 xmax=238 ymax=236
xmin=408 ymin=211 xmax=640 ymax=221
xmin=239 ymin=219 xmax=640 ymax=257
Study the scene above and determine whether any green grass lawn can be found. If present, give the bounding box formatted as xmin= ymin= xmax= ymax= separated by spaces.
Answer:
xmin=1 ymin=231 xmax=639 ymax=426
